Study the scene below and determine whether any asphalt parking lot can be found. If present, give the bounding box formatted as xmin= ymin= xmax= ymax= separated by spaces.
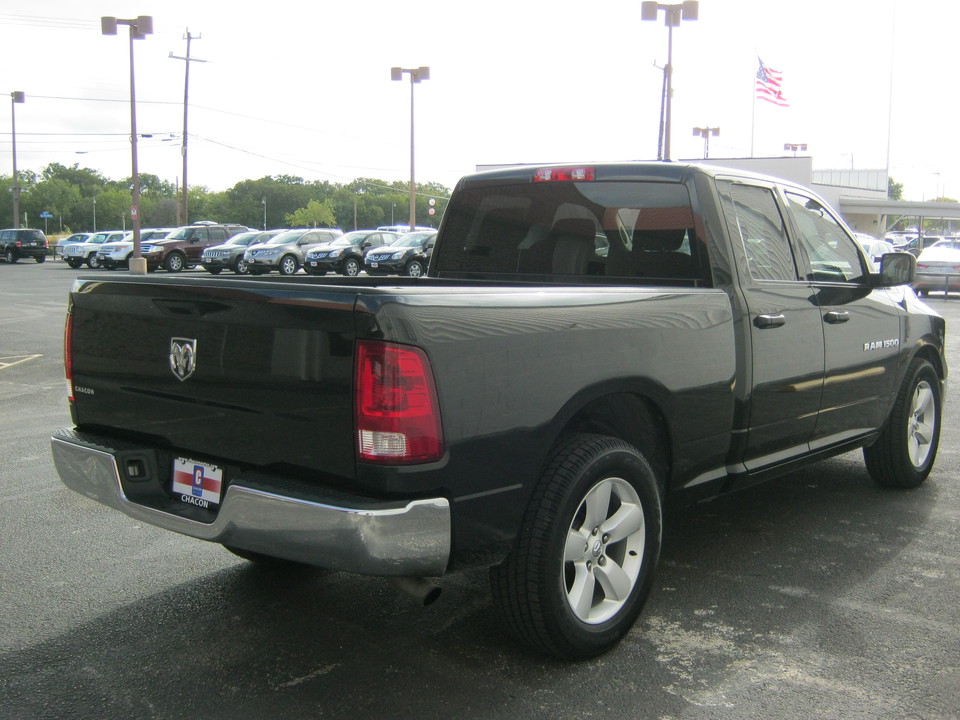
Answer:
xmin=1 ymin=259 xmax=958 ymax=720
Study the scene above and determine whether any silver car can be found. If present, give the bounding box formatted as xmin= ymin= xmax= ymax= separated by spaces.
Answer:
xmin=201 ymin=229 xmax=286 ymax=275
xmin=243 ymin=228 xmax=343 ymax=275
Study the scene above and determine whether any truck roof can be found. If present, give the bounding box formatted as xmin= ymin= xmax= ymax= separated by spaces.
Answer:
xmin=459 ymin=161 xmax=788 ymax=187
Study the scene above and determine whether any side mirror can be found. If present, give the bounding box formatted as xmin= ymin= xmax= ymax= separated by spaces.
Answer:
xmin=877 ymin=252 xmax=916 ymax=287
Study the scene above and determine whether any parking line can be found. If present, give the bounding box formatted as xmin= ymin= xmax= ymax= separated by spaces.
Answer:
xmin=0 ymin=354 xmax=43 ymax=370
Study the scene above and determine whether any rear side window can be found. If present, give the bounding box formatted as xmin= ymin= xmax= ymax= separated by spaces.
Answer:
xmin=721 ymin=183 xmax=798 ymax=282
xmin=433 ymin=181 xmax=703 ymax=283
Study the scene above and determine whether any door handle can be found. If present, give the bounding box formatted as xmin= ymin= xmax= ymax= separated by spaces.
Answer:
xmin=754 ymin=313 xmax=786 ymax=329
xmin=823 ymin=310 xmax=851 ymax=324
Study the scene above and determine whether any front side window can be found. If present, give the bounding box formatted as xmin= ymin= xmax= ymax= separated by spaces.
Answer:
xmin=785 ymin=192 xmax=867 ymax=283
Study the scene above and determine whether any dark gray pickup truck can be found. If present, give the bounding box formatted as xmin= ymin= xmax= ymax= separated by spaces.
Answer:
xmin=52 ymin=162 xmax=946 ymax=659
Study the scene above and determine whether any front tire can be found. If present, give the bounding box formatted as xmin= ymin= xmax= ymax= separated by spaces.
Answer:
xmin=406 ymin=260 xmax=425 ymax=278
xmin=864 ymin=357 xmax=941 ymax=488
xmin=342 ymin=257 xmax=361 ymax=276
xmin=5 ymin=249 xmax=17 ymax=264
xmin=164 ymin=252 xmax=186 ymax=272
xmin=87 ymin=254 xmax=101 ymax=269
xmin=490 ymin=433 xmax=662 ymax=659
xmin=233 ymin=257 xmax=249 ymax=275
xmin=278 ymin=255 xmax=299 ymax=275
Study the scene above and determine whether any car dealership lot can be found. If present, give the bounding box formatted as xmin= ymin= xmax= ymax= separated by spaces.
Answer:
xmin=2 ymin=260 xmax=958 ymax=719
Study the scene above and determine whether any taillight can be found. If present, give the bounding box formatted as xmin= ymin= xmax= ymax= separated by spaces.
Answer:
xmin=355 ymin=340 xmax=444 ymax=464
xmin=64 ymin=311 xmax=74 ymax=404
xmin=533 ymin=167 xmax=595 ymax=182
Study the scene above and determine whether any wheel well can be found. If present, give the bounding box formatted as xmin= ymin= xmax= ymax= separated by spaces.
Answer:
xmin=914 ymin=344 xmax=945 ymax=381
xmin=560 ymin=393 xmax=671 ymax=493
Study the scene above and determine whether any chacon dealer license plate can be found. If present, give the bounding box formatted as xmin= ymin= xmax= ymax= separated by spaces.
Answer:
xmin=172 ymin=457 xmax=223 ymax=509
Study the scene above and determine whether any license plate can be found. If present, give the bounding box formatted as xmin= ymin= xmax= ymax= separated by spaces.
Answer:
xmin=309 ymin=261 xmax=317 ymax=267
xmin=172 ymin=457 xmax=223 ymax=508
xmin=370 ymin=262 xmax=379 ymax=268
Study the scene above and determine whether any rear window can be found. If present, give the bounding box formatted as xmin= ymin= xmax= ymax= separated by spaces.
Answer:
xmin=433 ymin=180 xmax=704 ymax=284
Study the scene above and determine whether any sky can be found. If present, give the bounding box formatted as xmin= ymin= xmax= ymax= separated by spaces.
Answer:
xmin=0 ymin=1 xmax=956 ymax=202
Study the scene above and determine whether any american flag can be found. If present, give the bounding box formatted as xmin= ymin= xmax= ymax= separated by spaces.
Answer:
xmin=756 ymin=57 xmax=789 ymax=107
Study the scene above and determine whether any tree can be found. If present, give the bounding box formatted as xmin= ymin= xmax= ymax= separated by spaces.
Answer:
xmin=95 ymin=187 xmax=133 ymax=231
xmin=284 ymin=199 xmax=337 ymax=228
xmin=888 ymin=177 xmax=903 ymax=201
xmin=21 ymin=178 xmax=81 ymax=233
xmin=1 ymin=161 xmax=453 ymax=236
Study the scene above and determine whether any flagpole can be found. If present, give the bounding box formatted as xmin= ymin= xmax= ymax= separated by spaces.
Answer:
xmin=885 ymin=2 xmax=896 ymax=196
xmin=751 ymin=53 xmax=757 ymax=157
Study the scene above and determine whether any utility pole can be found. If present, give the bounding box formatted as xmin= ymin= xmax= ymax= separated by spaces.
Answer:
xmin=169 ymin=30 xmax=205 ymax=226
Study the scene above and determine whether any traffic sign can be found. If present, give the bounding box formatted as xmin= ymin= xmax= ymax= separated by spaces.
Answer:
xmin=40 ymin=211 xmax=53 ymax=218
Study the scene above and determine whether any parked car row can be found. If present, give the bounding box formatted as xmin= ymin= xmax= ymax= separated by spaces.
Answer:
xmin=27 ymin=224 xmax=441 ymax=278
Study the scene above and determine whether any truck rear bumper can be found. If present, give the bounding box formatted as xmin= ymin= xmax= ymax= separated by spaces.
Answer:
xmin=51 ymin=430 xmax=451 ymax=577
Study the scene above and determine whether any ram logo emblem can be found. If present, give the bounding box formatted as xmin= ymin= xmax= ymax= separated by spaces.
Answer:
xmin=170 ymin=338 xmax=197 ymax=381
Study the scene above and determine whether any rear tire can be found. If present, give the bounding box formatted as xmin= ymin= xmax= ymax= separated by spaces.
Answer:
xmin=6 ymin=249 xmax=18 ymax=264
xmin=490 ymin=433 xmax=662 ymax=659
xmin=36 ymin=255 xmax=46 ymax=264
xmin=864 ymin=357 xmax=941 ymax=488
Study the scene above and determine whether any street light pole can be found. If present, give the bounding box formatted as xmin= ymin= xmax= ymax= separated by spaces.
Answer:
xmin=641 ymin=2 xmax=698 ymax=161
xmin=391 ymin=66 xmax=429 ymax=231
xmin=10 ymin=92 xmax=24 ymax=229
xmin=692 ymin=125 xmax=719 ymax=158
xmin=101 ymin=14 xmax=153 ymax=275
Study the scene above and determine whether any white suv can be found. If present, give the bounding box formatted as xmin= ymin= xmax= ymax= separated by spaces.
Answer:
xmin=62 ymin=231 xmax=126 ymax=268
xmin=97 ymin=228 xmax=174 ymax=269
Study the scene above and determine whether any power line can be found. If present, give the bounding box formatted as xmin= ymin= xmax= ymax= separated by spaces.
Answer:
xmin=25 ymin=94 xmax=397 ymax=146
xmin=0 ymin=14 xmax=99 ymax=30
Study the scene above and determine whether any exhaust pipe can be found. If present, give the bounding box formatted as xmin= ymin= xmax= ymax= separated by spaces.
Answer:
xmin=389 ymin=576 xmax=442 ymax=606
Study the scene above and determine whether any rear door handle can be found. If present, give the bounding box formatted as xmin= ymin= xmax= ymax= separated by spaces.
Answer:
xmin=754 ymin=314 xmax=786 ymax=329
xmin=823 ymin=310 xmax=851 ymax=324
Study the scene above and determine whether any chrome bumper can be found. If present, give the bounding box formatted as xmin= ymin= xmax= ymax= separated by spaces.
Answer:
xmin=51 ymin=430 xmax=451 ymax=577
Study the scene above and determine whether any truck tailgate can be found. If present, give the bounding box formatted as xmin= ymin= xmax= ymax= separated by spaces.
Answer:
xmin=68 ymin=277 xmax=358 ymax=479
